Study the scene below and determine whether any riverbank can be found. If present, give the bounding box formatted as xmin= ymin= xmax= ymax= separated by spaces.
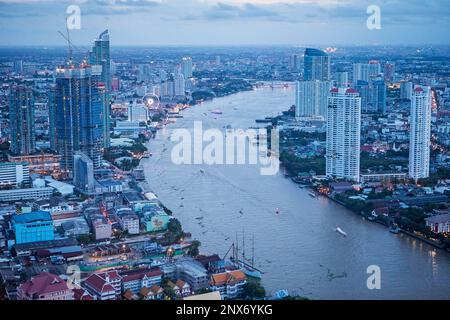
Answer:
xmin=319 ymin=191 xmax=447 ymax=250
xmin=270 ymin=107 xmax=449 ymax=253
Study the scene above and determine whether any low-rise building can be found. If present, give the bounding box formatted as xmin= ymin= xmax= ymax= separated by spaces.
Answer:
xmin=12 ymin=211 xmax=54 ymax=244
xmin=210 ymin=270 xmax=247 ymax=299
xmin=121 ymin=267 xmax=163 ymax=294
xmin=140 ymin=285 xmax=163 ymax=300
xmin=162 ymin=259 xmax=210 ymax=292
xmin=167 ymin=279 xmax=191 ymax=297
xmin=426 ymin=214 xmax=450 ymax=234
xmin=92 ymin=218 xmax=112 ymax=240
xmin=84 ymin=271 xmax=122 ymax=300
xmin=0 ymin=187 xmax=53 ymax=202
xmin=0 ymin=162 xmax=30 ymax=187
xmin=17 ymin=272 xmax=74 ymax=300
xmin=115 ymin=207 xmax=140 ymax=235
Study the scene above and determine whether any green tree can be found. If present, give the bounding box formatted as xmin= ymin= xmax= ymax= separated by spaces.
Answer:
xmin=163 ymin=286 xmax=177 ymax=300
xmin=243 ymin=280 xmax=266 ymax=299
xmin=187 ymin=240 xmax=201 ymax=257
xmin=168 ymin=218 xmax=183 ymax=237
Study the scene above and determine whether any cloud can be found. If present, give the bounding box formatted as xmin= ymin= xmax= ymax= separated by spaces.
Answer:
xmin=0 ymin=0 xmax=448 ymax=45
xmin=0 ymin=0 xmax=449 ymax=24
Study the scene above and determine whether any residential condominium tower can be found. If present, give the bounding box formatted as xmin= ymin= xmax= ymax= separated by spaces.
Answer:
xmin=409 ymin=86 xmax=432 ymax=181
xmin=326 ymin=87 xmax=361 ymax=182
xmin=295 ymin=80 xmax=332 ymax=119
xmin=9 ymin=85 xmax=35 ymax=155
xmin=303 ymin=48 xmax=330 ymax=81
xmin=181 ymin=57 xmax=193 ymax=79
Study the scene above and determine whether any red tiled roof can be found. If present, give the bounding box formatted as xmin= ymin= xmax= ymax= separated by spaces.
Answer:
xmin=414 ymin=86 xmax=424 ymax=92
xmin=105 ymin=270 xmax=121 ymax=280
xmin=140 ymin=285 xmax=163 ymax=296
xmin=330 ymin=87 xmax=339 ymax=93
xmin=19 ymin=272 xmax=69 ymax=298
xmin=84 ymin=274 xmax=106 ymax=292
xmin=103 ymin=284 xmax=115 ymax=293
xmin=84 ymin=271 xmax=122 ymax=295
xmin=73 ymin=288 xmax=94 ymax=300
xmin=175 ymin=279 xmax=188 ymax=289
xmin=121 ymin=267 xmax=162 ymax=283
xmin=345 ymin=88 xmax=358 ymax=94
xmin=210 ymin=270 xmax=246 ymax=287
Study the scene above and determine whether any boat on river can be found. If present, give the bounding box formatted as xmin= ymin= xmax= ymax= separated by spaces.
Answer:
xmin=224 ymin=234 xmax=263 ymax=279
xmin=389 ymin=224 xmax=401 ymax=234
xmin=335 ymin=227 xmax=347 ymax=237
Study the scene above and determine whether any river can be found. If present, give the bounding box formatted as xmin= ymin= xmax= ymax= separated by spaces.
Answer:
xmin=142 ymin=86 xmax=450 ymax=300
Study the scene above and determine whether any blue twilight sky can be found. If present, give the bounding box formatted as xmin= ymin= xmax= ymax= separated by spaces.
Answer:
xmin=0 ymin=0 xmax=449 ymax=46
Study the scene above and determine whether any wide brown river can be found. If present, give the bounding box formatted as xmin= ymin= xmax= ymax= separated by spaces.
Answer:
xmin=142 ymin=85 xmax=450 ymax=299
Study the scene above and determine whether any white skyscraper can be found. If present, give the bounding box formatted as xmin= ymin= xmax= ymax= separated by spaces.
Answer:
xmin=295 ymin=81 xmax=331 ymax=119
xmin=326 ymin=87 xmax=361 ymax=182
xmin=353 ymin=61 xmax=381 ymax=84
xmin=174 ymin=73 xmax=186 ymax=97
xmin=181 ymin=57 xmax=193 ymax=79
xmin=409 ymin=86 xmax=431 ymax=181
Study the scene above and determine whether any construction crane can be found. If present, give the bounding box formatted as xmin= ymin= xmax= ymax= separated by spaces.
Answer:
xmin=58 ymin=18 xmax=89 ymax=65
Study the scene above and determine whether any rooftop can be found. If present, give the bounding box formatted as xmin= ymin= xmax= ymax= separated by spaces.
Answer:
xmin=12 ymin=211 xmax=52 ymax=224
xmin=18 ymin=272 xmax=69 ymax=298
xmin=426 ymin=214 xmax=450 ymax=224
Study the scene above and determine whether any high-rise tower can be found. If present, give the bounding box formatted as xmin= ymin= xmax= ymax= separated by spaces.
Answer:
xmin=54 ymin=63 xmax=104 ymax=174
xmin=90 ymin=30 xmax=111 ymax=148
xmin=9 ymin=86 xmax=35 ymax=156
xmin=409 ymin=86 xmax=431 ymax=181
xmin=326 ymin=88 xmax=361 ymax=182
xmin=303 ymin=48 xmax=330 ymax=81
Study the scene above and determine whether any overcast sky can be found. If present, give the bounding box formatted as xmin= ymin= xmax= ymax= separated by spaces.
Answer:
xmin=0 ymin=0 xmax=448 ymax=46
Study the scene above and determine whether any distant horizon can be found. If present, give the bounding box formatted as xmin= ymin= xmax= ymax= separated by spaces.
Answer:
xmin=0 ymin=43 xmax=449 ymax=49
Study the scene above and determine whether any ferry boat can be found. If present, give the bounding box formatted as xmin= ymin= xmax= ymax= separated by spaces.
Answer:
xmin=211 ymin=109 xmax=223 ymax=115
xmin=335 ymin=227 xmax=347 ymax=237
xmin=308 ymin=191 xmax=317 ymax=198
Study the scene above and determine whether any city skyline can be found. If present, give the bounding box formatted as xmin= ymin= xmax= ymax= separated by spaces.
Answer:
xmin=0 ymin=0 xmax=449 ymax=46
